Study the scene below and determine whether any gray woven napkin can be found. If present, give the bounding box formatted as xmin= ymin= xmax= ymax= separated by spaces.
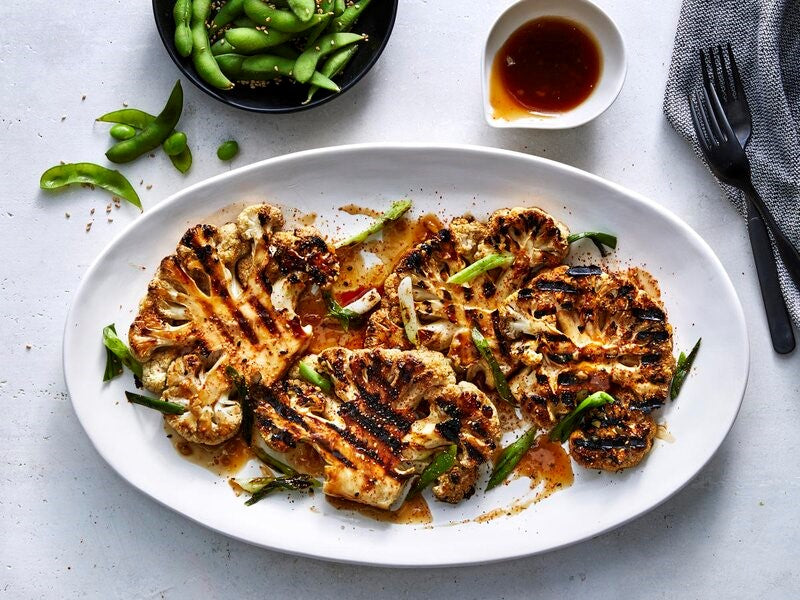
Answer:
xmin=663 ymin=0 xmax=800 ymax=327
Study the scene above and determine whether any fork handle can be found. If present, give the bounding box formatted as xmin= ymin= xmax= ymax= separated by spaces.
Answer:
xmin=746 ymin=200 xmax=796 ymax=353
xmin=744 ymin=184 xmax=800 ymax=293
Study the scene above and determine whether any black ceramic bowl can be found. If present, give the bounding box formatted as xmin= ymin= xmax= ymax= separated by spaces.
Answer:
xmin=152 ymin=0 xmax=398 ymax=113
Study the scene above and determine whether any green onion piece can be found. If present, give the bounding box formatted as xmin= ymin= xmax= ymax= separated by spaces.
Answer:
xmin=103 ymin=325 xmax=123 ymax=382
xmin=471 ymin=328 xmax=516 ymax=406
xmin=486 ymin=427 xmax=538 ymax=491
xmin=323 ymin=291 xmax=361 ymax=331
xmin=408 ymin=445 xmax=457 ymax=498
xmin=125 ymin=391 xmax=186 ymax=415
xmin=244 ymin=474 xmax=320 ymax=506
xmin=226 ymin=366 xmax=252 ymax=442
xmin=102 ymin=324 xmax=142 ymax=379
xmin=446 ymin=253 xmax=514 ymax=285
xmin=397 ymin=275 xmax=420 ymax=346
xmin=567 ymin=232 xmax=618 ymax=257
xmin=549 ymin=391 xmax=616 ymax=443
xmin=251 ymin=445 xmax=298 ymax=477
xmin=298 ymin=361 xmax=333 ymax=394
xmin=670 ymin=338 xmax=701 ymax=400
xmin=234 ymin=476 xmax=275 ymax=494
xmin=335 ymin=199 xmax=412 ymax=248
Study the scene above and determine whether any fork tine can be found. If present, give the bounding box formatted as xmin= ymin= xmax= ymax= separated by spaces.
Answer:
xmin=707 ymin=47 xmax=726 ymax=102
xmin=717 ymin=45 xmax=735 ymax=101
xmin=726 ymin=43 xmax=747 ymax=102
xmin=701 ymin=80 xmax=736 ymax=143
xmin=689 ymin=93 xmax=711 ymax=150
xmin=700 ymin=49 xmax=712 ymax=99
xmin=699 ymin=86 xmax=724 ymax=143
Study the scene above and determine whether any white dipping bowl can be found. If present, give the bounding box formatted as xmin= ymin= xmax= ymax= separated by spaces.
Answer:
xmin=483 ymin=0 xmax=627 ymax=129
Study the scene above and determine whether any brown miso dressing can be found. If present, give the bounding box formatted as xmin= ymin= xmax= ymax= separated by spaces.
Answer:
xmin=513 ymin=435 xmax=574 ymax=500
xmin=327 ymin=494 xmax=433 ymax=525
xmin=165 ymin=424 xmax=253 ymax=476
xmin=490 ymin=16 xmax=602 ymax=119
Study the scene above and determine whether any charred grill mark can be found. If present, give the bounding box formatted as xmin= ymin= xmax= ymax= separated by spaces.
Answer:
xmin=636 ymin=329 xmax=669 ymax=342
xmin=518 ymin=288 xmax=534 ymax=300
xmin=462 ymin=286 xmax=473 ymax=302
xmin=338 ymin=402 xmax=404 ymax=453
xmin=354 ymin=383 xmax=413 ymax=432
xmin=548 ymin=353 xmax=573 ymax=364
xmin=557 ymin=372 xmax=577 ymax=385
xmin=617 ymin=284 xmax=634 ymax=297
xmin=641 ymin=353 xmax=661 ymax=365
xmin=536 ymin=280 xmax=578 ymax=293
xmin=436 ymin=419 xmax=461 ymax=442
xmin=445 ymin=304 xmax=458 ymax=323
xmin=323 ymin=422 xmax=404 ymax=479
xmin=572 ymin=436 xmax=649 ymax=450
xmin=630 ymin=395 xmax=664 ymax=411
xmin=534 ymin=307 xmax=556 ymax=318
xmin=481 ymin=280 xmax=496 ymax=299
xmin=248 ymin=298 xmax=279 ymax=336
xmin=567 ymin=265 xmax=603 ymax=277
xmin=633 ymin=307 xmax=665 ymax=322
xmin=491 ymin=310 xmax=511 ymax=357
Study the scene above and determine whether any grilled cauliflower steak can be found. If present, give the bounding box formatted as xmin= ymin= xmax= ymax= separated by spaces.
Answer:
xmin=501 ymin=265 xmax=675 ymax=470
xmin=252 ymin=348 xmax=500 ymax=509
xmin=366 ymin=208 xmax=569 ymax=392
xmin=129 ymin=204 xmax=339 ymax=445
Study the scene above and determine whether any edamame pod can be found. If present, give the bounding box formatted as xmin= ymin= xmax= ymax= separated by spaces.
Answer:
xmin=224 ymin=27 xmax=294 ymax=54
xmin=191 ymin=0 xmax=235 ymax=90
xmin=173 ymin=0 xmax=193 ymax=57
xmin=215 ymin=53 xmax=340 ymax=91
xmin=163 ymin=132 xmax=188 ymax=156
xmin=304 ymin=0 xmax=334 ymax=49
xmin=211 ymin=38 xmax=238 ymax=56
xmin=287 ymin=0 xmax=315 ymax=22
xmin=333 ymin=0 xmax=346 ymax=17
xmin=40 ymin=163 xmax=142 ymax=211
xmin=303 ymin=43 xmax=358 ymax=103
xmin=243 ymin=0 xmax=331 ymax=33
xmin=209 ymin=0 xmax=245 ymax=32
xmin=294 ymin=32 xmax=365 ymax=84
xmin=106 ymin=81 xmax=184 ymax=163
xmin=329 ymin=0 xmax=372 ymax=33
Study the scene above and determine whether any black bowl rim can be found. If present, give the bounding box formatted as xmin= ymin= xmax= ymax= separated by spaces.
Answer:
xmin=151 ymin=0 xmax=398 ymax=114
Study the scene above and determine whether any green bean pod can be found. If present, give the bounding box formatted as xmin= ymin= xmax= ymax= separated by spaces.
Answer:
xmin=215 ymin=53 xmax=340 ymax=91
xmin=329 ymin=0 xmax=372 ymax=33
xmin=169 ymin=145 xmax=193 ymax=173
xmin=173 ymin=0 xmax=193 ymax=57
xmin=333 ymin=0 xmax=346 ymax=17
xmin=191 ymin=0 xmax=235 ymax=90
xmin=294 ymin=32 xmax=365 ymax=84
xmin=287 ymin=0 xmax=316 ymax=22
xmin=304 ymin=44 xmax=358 ymax=103
xmin=40 ymin=162 xmax=142 ymax=211
xmin=224 ymin=27 xmax=294 ymax=54
xmin=243 ymin=0 xmax=331 ymax=33
xmin=105 ymin=81 xmax=184 ymax=163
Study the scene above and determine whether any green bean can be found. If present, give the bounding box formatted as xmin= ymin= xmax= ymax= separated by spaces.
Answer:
xmin=567 ymin=231 xmax=617 ymax=257
xmin=109 ymin=123 xmax=136 ymax=140
xmin=215 ymin=53 xmax=340 ymax=91
xmin=243 ymin=0 xmax=331 ymax=33
xmin=549 ymin=391 xmax=616 ymax=443
xmin=486 ymin=427 xmax=537 ymax=490
xmin=335 ymin=199 xmax=412 ymax=248
xmin=408 ymin=445 xmax=457 ymax=498
xmin=329 ymin=0 xmax=372 ymax=33
xmin=125 ymin=391 xmax=187 ymax=415
xmin=102 ymin=324 xmax=143 ymax=378
xmin=669 ymin=338 xmax=701 ymax=400
xmin=106 ymin=81 xmax=183 ymax=163
xmin=209 ymin=0 xmax=245 ymax=32
xmin=191 ymin=0 xmax=235 ymax=90
xmin=217 ymin=140 xmax=239 ymax=160
xmin=224 ymin=27 xmax=294 ymax=54
xmin=447 ymin=253 xmax=515 ymax=285
xmin=303 ymin=44 xmax=358 ymax=103
xmin=333 ymin=0 xmax=346 ymax=17
xmin=163 ymin=131 xmax=188 ymax=156
xmin=293 ymin=32 xmax=365 ymax=83
xmin=298 ymin=361 xmax=333 ymax=394
xmin=40 ymin=162 xmax=142 ymax=211
xmin=97 ymin=108 xmax=191 ymax=174
xmin=287 ymin=0 xmax=315 ymax=22
xmin=471 ymin=328 xmax=516 ymax=406
xmin=173 ymin=0 xmax=193 ymax=57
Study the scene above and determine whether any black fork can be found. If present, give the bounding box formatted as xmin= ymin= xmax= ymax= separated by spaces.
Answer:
xmin=692 ymin=46 xmax=796 ymax=354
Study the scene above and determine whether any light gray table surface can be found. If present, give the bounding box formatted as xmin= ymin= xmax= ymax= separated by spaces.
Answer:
xmin=2 ymin=1 xmax=797 ymax=598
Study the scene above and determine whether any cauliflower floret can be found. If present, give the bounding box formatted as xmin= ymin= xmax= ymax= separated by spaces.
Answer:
xmin=252 ymin=348 xmax=500 ymax=509
xmin=129 ymin=204 xmax=339 ymax=445
xmin=365 ymin=207 xmax=570 ymax=397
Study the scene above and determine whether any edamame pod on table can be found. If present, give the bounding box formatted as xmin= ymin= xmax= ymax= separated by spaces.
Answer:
xmin=106 ymin=80 xmax=184 ymax=163
xmin=173 ymin=0 xmax=193 ymax=57
xmin=294 ymin=32 xmax=365 ymax=84
xmin=191 ymin=0 xmax=235 ymax=90
xmin=215 ymin=53 xmax=340 ymax=91
xmin=304 ymin=44 xmax=358 ymax=104
xmin=243 ymin=0 xmax=331 ymax=33
xmin=40 ymin=163 xmax=142 ymax=211
xmin=163 ymin=132 xmax=188 ymax=156
xmin=329 ymin=0 xmax=372 ymax=33
xmin=224 ymin=27 xmax=294 ymax=54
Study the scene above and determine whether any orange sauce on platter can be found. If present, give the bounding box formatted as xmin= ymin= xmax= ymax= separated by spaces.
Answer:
xmin=327 ymin=494 xmax=433 ymax=525
xmin=490 ymin=16 xmax=602 ymax=119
